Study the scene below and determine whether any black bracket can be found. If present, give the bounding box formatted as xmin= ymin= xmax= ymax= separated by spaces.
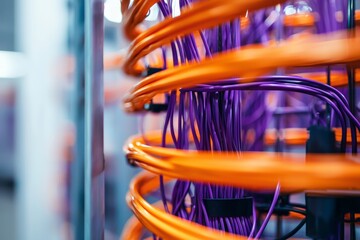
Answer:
xmin=203 ymin=197 xmax=253 ymax=218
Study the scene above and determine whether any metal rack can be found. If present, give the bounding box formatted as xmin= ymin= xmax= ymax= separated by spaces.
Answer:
xmin=72 ymin=0 xmax=105 ymax=238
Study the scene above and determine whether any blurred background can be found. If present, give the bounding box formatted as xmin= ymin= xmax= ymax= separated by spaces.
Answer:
xmin=1 ymin=0 xmax=360 ymax=239
xmin=0 ymin=0 xmax=156 ymax=239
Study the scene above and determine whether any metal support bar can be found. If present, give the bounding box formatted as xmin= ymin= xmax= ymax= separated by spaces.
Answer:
xmin=347 ymin=0 xmax=356 ymax=113
xmin=347 ymin=0 xmax=357 ymax=153
xmin=71 ymin=0 xmax=85 ymax=238
xmin=84 ymin=0 xmax=105 ymax=239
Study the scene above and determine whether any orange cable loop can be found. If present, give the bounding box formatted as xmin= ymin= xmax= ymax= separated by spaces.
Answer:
xmin=126 ymin=171 xmax=249 ymax=239
xmin=120 ymin=0 xmax=360 ymax=238
xmin=124 ymin=30 xmax=360 ymax=112
xmin=122 ymin=0 xmax=287 ymax=74
xmin=121 ymin=178 xmax=307 ymax=239
xmin=125 ymin=132 xmax=360 ymax=192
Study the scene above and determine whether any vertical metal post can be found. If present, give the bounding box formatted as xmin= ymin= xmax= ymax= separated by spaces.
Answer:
xmin=71 ymin=0 xmax=85 ymax=239
xmin=347 ymin=0 xmax=356 ymax=114
xmin=347 ymin=0 xmax=357 ymax=153
xmin=84 ymin=0 xmax=105 ymax=239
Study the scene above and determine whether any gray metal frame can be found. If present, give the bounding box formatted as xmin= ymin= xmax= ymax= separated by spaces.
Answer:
xmin=72 ymin=0 xmax=104 ymax=238
xmin=84 ymin=0 xmax=105 ymax=238
xmin=71 ymin=0 xmax=85 ymax=239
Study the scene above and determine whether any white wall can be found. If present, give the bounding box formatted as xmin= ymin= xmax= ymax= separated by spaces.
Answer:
xmin=15 ymin=0 xmax=68 ymax=239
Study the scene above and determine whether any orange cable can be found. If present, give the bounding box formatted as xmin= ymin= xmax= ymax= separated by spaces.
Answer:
xmin=124 ymin=30 xmax=360 ymax=112
xmin=125 ymin=133 xmax=360 ymax=192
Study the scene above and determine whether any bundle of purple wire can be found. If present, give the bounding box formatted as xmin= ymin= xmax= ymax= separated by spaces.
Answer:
xmin=141 ymin=0 xmax=360 ymax=239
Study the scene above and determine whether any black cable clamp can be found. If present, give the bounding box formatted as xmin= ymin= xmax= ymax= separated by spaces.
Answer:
xmin=126 ymin=155 xmax=138 ymax=167
xmin=144 ymin=102 xmax=168 ymax=113
xmin=142 ymin=67 xmax=164 ymax=77
xmin=306 ymin=191 xmax=360 ymax=239
xmin=203 ymin=197 xmax=253 ymax=218
xmin=142 ymin=67 xmax=169 ymax=113
xmin=306 ymin=125 xmax=338 ymax=153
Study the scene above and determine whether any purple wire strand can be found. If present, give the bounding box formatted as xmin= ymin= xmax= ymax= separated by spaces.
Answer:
xmin=184 ymin=74 xmax=360 ymax=151
xmin=254 ymin=183 xmax=281 ymax=239
xmin=140 ymin=1 xmax=359 ymax=239
xmin=248 ymin=199 xmax=257 ymax=238
xmin=166 ymin=8 xmax=272 ymax=236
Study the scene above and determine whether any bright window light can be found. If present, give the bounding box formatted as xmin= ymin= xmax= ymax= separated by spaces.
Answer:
xmin=104 ymin=0 xmax=159 ymax=23
xmin=172 ymin=1 xmax=181 ymax=17
xmin=146 ymin=5 xmax=159 ymax=21
xmin=284 ymin=5 xmax=296 ymax=15
xmin=104 ymin=0 xmax=122 ymax=23
xmin=0 ymin=51 xmax=26 ymax=79
xmin=284 ymin=2 xmax=312 ymax=16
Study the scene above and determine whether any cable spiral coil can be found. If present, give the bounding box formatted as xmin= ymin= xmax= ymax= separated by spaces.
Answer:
xmin=120 ymin=0 xmax=360 ymax=239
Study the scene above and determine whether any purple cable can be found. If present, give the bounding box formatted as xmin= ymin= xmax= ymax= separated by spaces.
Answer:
xmin=254 ymin=183 xmax=281 ymax=239
xmin=157 ymin=0 xmax=186 ymax=217
xmin=139 ymin=1 xmax=359 ymax=238
xmin=248 ymin=199 xmax=257 ymax=238
xmin=182 ymin=78 xmax=359 ymax=152
xmin=158 ymin=49 xmax=178 ymax=215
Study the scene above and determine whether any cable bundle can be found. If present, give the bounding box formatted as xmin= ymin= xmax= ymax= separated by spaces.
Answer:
xmin=120 ymin=0 xmax=360 ymax=239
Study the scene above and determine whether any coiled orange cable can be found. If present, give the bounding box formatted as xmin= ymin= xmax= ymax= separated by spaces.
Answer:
xmin=125 ymin=132 xmax=360 ymax=192
xmin=122 ymin=0 xmax=287 ymax=74
xmin=124 ymin=29 xmax=360 ymax=112
xmin=120 ymin=0 xmax=360 ymax=238
xmin=126 ymin=171 xmax=249 ymax=239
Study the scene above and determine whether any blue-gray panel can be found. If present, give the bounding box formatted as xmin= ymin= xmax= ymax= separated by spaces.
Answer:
xmin=84 ymin=0 xmax=105 ymax=239
xmin=0 ymin=0 xmax=15 ymax=51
